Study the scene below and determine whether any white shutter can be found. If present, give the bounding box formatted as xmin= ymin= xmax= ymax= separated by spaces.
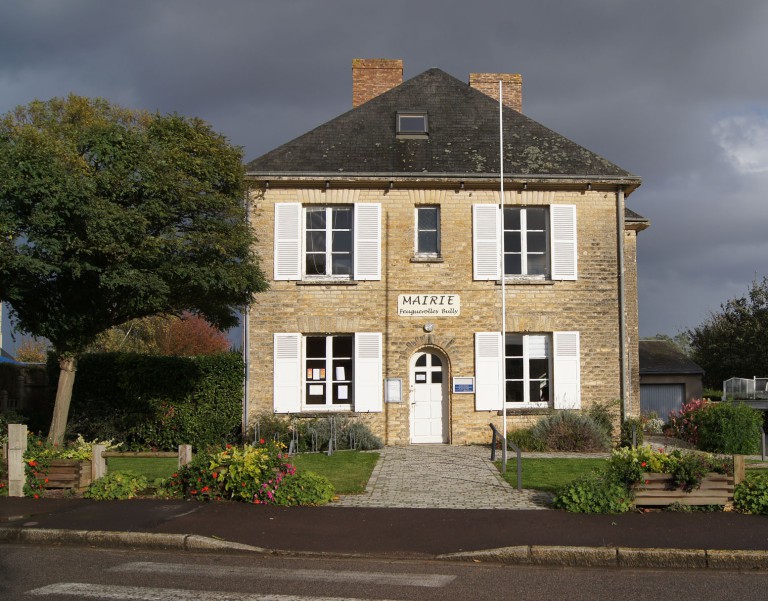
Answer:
xmin=354 ymin=333 xmax=383 ymax=412
xmin=553 ymin=331 xmax=581 ymax=409
xmin=354 ymin=203 xmax=381 ymax=280
xmin=274 ymin=203 xmax=302 ymax=280
xmin=550 ymin=204 xmax=577 ymax=280
xmin=473 ymin=204 xmax=500 ymax=280
xmin=475 ymin=332 xmax=503 ymax=411
xmin=273 ymin=333 xmax=302 ymax=413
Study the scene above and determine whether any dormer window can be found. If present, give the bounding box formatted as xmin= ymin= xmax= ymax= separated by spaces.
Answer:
xmin=397 ymin=112 xmax=428 ymax=137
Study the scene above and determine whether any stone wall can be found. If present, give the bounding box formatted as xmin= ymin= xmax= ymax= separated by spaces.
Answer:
xmin=246 ymin=183 xmax=640 ymax=445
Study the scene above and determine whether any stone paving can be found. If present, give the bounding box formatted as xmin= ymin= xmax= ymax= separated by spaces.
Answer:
xmin=334 ymin=445 xmax=553 ymax=510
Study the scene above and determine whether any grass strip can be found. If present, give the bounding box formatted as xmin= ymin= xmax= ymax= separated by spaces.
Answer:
xmin=289 ymin=450 xmax=380 ymax=495
xmin=496 ymin=457 xmax=606 ymax=492
xmin=107 ymin=457 xmax=179 ymax=482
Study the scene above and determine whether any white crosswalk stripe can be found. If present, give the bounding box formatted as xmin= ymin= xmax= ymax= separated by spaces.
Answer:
xmin=108 ymin=561 xmax=455 ymax=588
xmin=28 ymin=582 xmax=403 ymax=601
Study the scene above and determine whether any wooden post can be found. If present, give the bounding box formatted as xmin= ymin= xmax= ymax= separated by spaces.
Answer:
xmin=91 ymin=444 xmax=107 ymax=482
xmin=8 ymin=424 xmax=28 ymax=497
xmin=178 ymin=445 xmax=192 ymax=467
xmin=733 ymin=454 xmax=745 ymax=485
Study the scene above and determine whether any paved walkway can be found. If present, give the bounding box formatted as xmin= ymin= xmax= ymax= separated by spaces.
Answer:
xmin=334 ymin=445 xmax=552 ymax=510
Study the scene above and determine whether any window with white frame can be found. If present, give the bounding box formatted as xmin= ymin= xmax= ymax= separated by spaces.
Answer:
xmin=274 ymin=203 xmax=381 ymax=282
xmin=504 ymin=207 xmax=548 ymax=276
xmin=415 ymin=206 xmax=440 ymax=255
xmin=472 ymin=203 xmax=576 ymax=281
xmin=304 ymin=334 xmax=354 ymax=407
xmin=305 ymin=206 xmax=353 ymax=277
xmin=505 ymin=334 xmax=550 ymax=405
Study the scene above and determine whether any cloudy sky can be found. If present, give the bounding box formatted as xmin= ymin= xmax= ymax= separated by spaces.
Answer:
xmin=2 ymin=0 xmax=768 ymax=352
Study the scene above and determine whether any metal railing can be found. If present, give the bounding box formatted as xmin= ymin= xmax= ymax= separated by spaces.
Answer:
xmin=489 ymin=423 xmax=522 ymax=491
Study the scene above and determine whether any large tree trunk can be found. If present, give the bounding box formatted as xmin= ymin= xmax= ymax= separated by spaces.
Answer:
xmin=47 ymin=355 xmax=78 ymax=446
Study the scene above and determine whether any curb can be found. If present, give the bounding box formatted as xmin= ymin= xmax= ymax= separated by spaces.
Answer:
xmin=0 ymin=527 xmax=269 ymax=555
xmin=438 ymin=545 xmax=768 ymax=569
xmin=3 ymin=527 xmax=768 ymax=569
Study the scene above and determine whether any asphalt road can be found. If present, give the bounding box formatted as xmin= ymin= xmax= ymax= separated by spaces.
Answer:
xmin=3 ymin=544 xmax=768 ymax=601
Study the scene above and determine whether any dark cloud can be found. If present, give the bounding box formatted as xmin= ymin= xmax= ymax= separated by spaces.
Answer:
xmin=3 ymin=0 xmax=768 ymax=348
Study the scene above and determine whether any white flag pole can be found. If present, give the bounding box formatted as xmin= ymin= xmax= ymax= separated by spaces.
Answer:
xmin=499 ymin=80 xmax=508 ymax=473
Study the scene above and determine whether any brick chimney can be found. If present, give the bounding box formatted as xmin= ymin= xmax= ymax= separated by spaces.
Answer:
xmin=352 ymin=59 xmax=403 ymax=108
xmin=469 ymin=72 xmax=523 ymax=112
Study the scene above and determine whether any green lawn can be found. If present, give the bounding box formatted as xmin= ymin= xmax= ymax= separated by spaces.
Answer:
xmin=496 ymin=457 xmax=606 ymax=492
xmin=107 ymin=457 xmax=179 ymax=482
xmin=289 ymin=451 xmax=380 ymax=494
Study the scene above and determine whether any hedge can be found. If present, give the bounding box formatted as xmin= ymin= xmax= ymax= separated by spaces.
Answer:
xmin=62 ymin=352 xmax=243 ymax=451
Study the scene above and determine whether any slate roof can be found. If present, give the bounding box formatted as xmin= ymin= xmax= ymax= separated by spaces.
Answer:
xmin=246 ymin=68 xmax=640 ymax=185
xmin=639 ymin=340 xmax=704 ymax=375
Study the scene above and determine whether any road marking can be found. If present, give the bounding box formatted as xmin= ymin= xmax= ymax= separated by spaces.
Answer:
xmin=109 ymin=561 xmax=455 ymax=588
xmin=28 ymin=582 xmax=403 ymax=600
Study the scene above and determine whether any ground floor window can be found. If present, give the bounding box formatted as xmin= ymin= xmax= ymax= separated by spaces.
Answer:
xmin=304 ymin=334 xmax=354 ymax=407
xmin=505 ymin=333 xmax=550 ymax=405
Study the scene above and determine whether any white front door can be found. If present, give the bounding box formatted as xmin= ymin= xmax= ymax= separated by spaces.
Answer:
xmin=410 ymin=351 xmax=448 ymax=443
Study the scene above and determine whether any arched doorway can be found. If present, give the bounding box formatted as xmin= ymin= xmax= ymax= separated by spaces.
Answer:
xmin=410 ymin=349 xmax=449 ymax=443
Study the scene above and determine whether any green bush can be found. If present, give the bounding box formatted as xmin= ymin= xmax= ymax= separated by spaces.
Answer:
xmin=702 ymin=388 xmax=723 ymax=402
xmin=506 ymin=428 xmax=547 ymax=452
xmin=587 ymin=400 xmax=617 ymax=439
xmin=552 ymin=471 xmax=633 ymax=513
xmin=734 ymin=474 xmax=768 ymax=515
xmin=696 ymin=402 xmax=762 ymax=454
xmin=84 ymin=471 xmax=149 ymax=500
xmin=530 ymin=411 xmax=611 ymax=452
xmin=64 ymin=352 xmax=244 ymax=450
xmin=619 ymin=418 xmax=644 ymax=448
xmin=268 ymin=470 xmax=335 ymax=506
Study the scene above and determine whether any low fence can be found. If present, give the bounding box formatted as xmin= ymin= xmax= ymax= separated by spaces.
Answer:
xmin=3 ymin=424 xmax=192 ymax=497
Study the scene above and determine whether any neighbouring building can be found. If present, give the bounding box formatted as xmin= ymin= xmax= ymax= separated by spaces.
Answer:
xmin=243 ymin=59 xmax=649 ymax=445
xmin=639 ymin=339 xmax=704 ymax=419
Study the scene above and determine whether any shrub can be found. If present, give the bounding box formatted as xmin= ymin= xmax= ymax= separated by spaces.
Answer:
xmin=530 ymin=411 xmax=611 ymax=452
xmin=734 ymin=474 xmax=768 ymax=515
xmin=64 ymin=352 xmax=244 ymax=451
xmin=506 ymin=428 xmax=547 ymax=452
xmin=667 ymin=398 xmax=709 ymax=446
xmin=84 ymin=471 xmax=148 ymax=500
xmin=702 ymin=388 xmax=723 ymax=402
xmin=267 ymin=470 xmax=335 ymax=506
xmin=619 ymin=418 xmax=644 ymax=448
xmin=587 ymin=400 xmax=618 ymax=439
xmin=552 ymin=471 xmax=632 ymax=513
xmin=696 ymin=402 xmax=762 ymax=454
xmin=641 ymin=413 xmax=665 ymax=435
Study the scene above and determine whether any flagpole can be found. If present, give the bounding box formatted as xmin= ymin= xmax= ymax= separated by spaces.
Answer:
xmin=499 ymin=80 xmax=508 ymax=473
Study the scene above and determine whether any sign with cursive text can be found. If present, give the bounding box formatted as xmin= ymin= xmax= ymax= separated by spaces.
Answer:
xmin=397 ymin=294 xmax=460 ymax=317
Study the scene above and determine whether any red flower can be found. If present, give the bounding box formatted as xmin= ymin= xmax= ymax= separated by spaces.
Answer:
xmin=641 ymin=462 xmax=647 ymax=467
xmin=225 ymin=444 xmax=232 ymax=449
xmin=33 ymin=494 xmax=39 ymax=499
xmin=27 ymin=460 xmax=37 ymax=467
xmin=259 ymin=438 xmax=265 ymax=445
xmin=201 ymin=486 xmax=209 ymax=493
xmin=190 ymin=489 xmax=198 ymax=495
xmin=212 ymin=472 xmax=218 ymax=479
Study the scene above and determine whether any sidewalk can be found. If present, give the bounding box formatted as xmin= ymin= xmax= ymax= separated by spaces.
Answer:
xmin=2 ymin=444 xmax=768 ymax=569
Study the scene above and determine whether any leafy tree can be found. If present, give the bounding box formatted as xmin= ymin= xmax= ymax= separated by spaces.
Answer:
xmin=688 ymin=277 xmax=768 ymax=388
xmin=0 ymin=95 xmax=267 ymax=444
xmin=13 ymin=336 xmax=49 ymax=363
xmin=89 ymin=313 xmax=230 ymax=356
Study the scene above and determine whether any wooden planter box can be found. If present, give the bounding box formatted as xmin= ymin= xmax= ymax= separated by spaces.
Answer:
xmin=632 ymin=472 xmax=734 ymax=506
xmin=36 ymin=460 xmax=93 ymax=492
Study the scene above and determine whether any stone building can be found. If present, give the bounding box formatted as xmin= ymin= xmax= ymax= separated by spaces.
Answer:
xmin=244 ymin=59 xmax=649 ymax=445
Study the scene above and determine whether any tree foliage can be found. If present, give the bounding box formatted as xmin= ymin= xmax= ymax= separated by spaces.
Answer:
xmin=0 ymin=95 xmax=267 ymax=442
xmin=90 ymin=313 xmax=230 ymax=356
xmin=688 ymin=277 xmax=768 ymax=388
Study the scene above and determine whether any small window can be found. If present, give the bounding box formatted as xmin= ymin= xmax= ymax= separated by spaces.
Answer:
xmin=397 ymin=112 xmax=428 ymax=136
xmin=415 ymin=206 xmax=440 ymax=255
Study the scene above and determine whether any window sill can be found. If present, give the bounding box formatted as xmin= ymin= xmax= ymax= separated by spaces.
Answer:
xmin=495 ymin=278 xmax=554 ymax=286
xmin=296 ymin=409 xmax=355 ymax=417
xmin=297 ymin=280 xmax=358 ymax=286
xmin=496 ymin=407 xmax=553 ymax=417
xmin=410 ymin=255 xmax=444 ymax=264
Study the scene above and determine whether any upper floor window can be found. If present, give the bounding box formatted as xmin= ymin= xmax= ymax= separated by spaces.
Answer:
xmin=305 ymin=206 xmax=352 ymax=277
xmin=397 ymin=112 xmax=428 ymax=137
xmin=504 ymin=207 xmax=548 ymax=277
xmin=415 ymin=206 xmax=440 ymax=256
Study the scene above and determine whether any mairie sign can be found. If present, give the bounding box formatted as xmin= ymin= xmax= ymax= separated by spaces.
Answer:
xmin=397 ymin=294 xmax=460 ymax=317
